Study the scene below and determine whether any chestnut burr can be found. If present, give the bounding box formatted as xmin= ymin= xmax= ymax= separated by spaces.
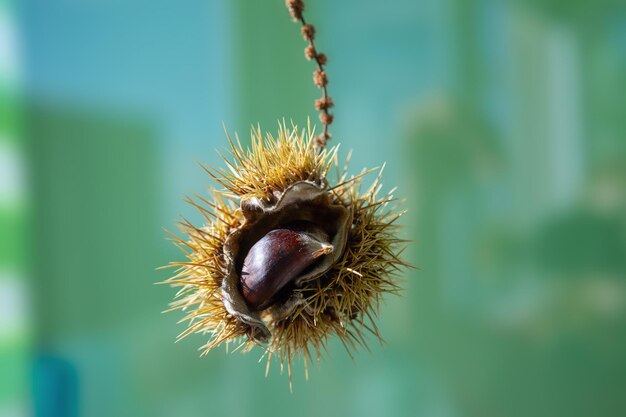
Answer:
xmin=241 ymin=228 xmax=332 ymax=310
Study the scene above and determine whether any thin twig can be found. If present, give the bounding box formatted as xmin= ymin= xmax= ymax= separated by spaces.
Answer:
xmin=285 ymin=0 xmax=333 ymax=150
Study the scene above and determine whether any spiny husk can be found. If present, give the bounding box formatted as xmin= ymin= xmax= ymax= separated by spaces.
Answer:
xmin=163 ymin=121 xmax=407 ymax=381
xmin=265 ymin=161 xmax=407 ymax=383
xmin=207 ymin=121 xmax=336 ymax=200
xmin=163 ymin=192 xmax=252 ymax=353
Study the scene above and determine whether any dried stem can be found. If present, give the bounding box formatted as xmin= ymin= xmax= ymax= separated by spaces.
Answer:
xmin=285 ymin=0 xmax=333 ymax=150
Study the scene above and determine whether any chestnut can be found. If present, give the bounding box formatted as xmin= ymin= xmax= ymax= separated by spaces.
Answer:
xmin=164 ymin=124 xmax=406 ymax=366
xmin=219 ymin=180 xmax=353 ymax=342
xmin=240 ymin=225 xmax=332 ymax=310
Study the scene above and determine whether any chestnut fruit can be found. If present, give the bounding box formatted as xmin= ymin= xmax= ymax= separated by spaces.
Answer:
xmin=220 ymin=180 xmax=353 ymax=341
xmin=241 ymin=225 xmax=332 ymax=310
xmin=165 ymin=124 xmax=407 ymax=368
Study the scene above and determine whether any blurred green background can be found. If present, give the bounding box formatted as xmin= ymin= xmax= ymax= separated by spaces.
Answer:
xmin=2 ymin=0 xmax=626 ymax=416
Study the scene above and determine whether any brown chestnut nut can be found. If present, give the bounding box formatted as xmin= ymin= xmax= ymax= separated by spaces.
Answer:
xmin=240 ymin=226 xmax=332 ymax=310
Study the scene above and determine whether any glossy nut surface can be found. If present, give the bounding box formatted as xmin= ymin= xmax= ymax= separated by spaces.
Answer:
xmin=240 ymin=228 xmax=331 ymax=310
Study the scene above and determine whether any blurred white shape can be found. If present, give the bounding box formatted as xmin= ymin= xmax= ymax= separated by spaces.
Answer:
xmin=0 ymin=141 xmax=24 ymax=204
xmin=546 ymin=26 xmax=584 ymax=209
xmin=0 ymin=8 xmax=20 ymax=84
xmin=0 ymin=404 xmax=27 ymax=417
xmin=487 ymin=279 xmax=549 ymax=335
xmin=585 ymin=278 xmax=625 ymax=317
xmin=0 ymin=273 xmax=28 ymax=339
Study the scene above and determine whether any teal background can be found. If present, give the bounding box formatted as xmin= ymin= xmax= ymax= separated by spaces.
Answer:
xmin=2 ymin=0 xmax=626 ymax=416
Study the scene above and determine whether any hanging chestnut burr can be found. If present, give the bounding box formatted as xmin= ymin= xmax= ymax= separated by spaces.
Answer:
xmin=163 ymin=0 xmax=408 ymax=383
